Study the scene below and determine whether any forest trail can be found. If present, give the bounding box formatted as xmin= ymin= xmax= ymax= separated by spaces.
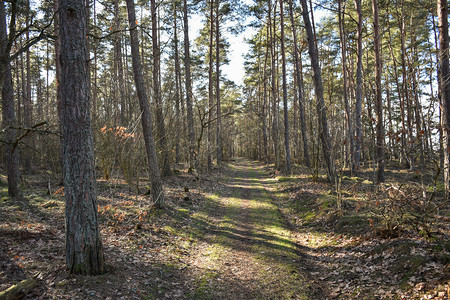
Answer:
xmin=184 ymin=158 xmax=318 ymax=299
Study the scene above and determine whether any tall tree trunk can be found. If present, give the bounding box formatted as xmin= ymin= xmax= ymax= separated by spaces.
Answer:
xmin=279 ymin=0 xmax=291 ymax=173
xmin=151 ymin=0 xmax=171 ymax=176
xmin=398 ymin=1 xmax=414 ymax=170
xmin=126 ymin=0 xmax=165 ymax=207
xmin=215 ymin=0 xmax=222 ymax=164
xmin=0 ymin=0 xmax=20 ymax=197
xmin=183 ymin=0 xmax=197 ymax=171
xmin=289 ymin=0 xmax=310 ymax=168
xmin=300 ymin=0 xmax=336 ymax=183
xmin=269 ymin=0 xmax=280 ymax=169
xmin=114 ymin=0 xmax=127 ymax=126
xmin=437 ymin=0 xmax=450 ymax=198
xmin=173 ymin=3 xmax=181 ymax=164
xmin=354 ymin=0 xmax=363 ymax=169
xmin=24 ymin=0 xmax=32 ymax=174
xmin=262 ymin=20 xmax=270 ymax=162
xmin=208 ymin=0 xmax=214 ymax=171
xmin=59 ymin=0 xmax=104 ymax=274
xmin=338 ymin=0 xmax=354 ymax=173
xmin=372 ymin=0 xmax=385 ymax=182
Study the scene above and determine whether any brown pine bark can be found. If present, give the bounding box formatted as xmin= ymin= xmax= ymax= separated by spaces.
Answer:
xmin=299 ymin=0 xmax=336 ymax=183
xmin=437 ymin=0 xmax=450 ymax=198
xmin=354 ymin=0 xmax=363 ymax=169
xmin=279 ymin=0 xmax=291 ymax=173
xmin=59 ymin=0 xmax=104 ymax=274
xmin=372 ymin=0 xmax=385 ymax=182
xmin=151 ymin=0 xmax=171 ymax=176
xmin=125 ymin=0 xmax=165 ymax=207
xmin=208 ymin=0 xmax=214 ymax=171
xmin=338 ymin=0 xmax=354 ymax=173
xmin=288 ymin=0 xmax=310 ymax=168
xmin=215 ymin=0 xmax=222 ymax=164
xmin=173 ymin=3 xmax=181 ymax=164
xmin=183 ymin=0 xmax=197 ymax=171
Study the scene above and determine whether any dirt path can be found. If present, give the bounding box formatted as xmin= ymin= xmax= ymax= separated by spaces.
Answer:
xmin=183 ymin=158 xmax=320 ymax=299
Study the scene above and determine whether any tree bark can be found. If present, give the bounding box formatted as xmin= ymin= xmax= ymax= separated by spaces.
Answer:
xmin=183 ymin=0 xmax=197 ymax=171
xmin=300 ymin=0 xmax=336 ymax=183
xmin=0 ymin=1 xmax=21 ymax=198
xmin=173 ymin=3 xmax=181 ymax=164
xmin=437 ymin=0 xmax=450 ymax=198
xmin=338 ymin=0 xmax=354 ymax=173
xmin=125 ymin=0 xmax=165 ymax=207
xmin=354 ymin=0 xmax=363 ymax=170
xmin=208 ymin=0 xmax=214 ymax=171
xmin=279 ymin=0 xmax=291 ymax=173
xmin=289 ymin=0 xmax=310 ymax=168
xmin=372 ymin=0 xmax=385 ymax=182
xmin=151 ymin=0 xmax=171 ymax=176
xmin=216 ymin=0 xmax=222 ymax=165
xmin=59 ymin=0 xmax=104 ymax=274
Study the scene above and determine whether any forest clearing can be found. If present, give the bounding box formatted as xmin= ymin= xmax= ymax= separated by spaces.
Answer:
xmin=0 ymin=0 xmax=450 ymax=298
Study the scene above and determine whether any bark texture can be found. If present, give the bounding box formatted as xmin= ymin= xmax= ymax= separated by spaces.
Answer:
xmin=59 ymin=0 xmax=104 ymax=274
xmin=300 ymin=0 xmax=336 ymax=183
xmin=438 ymin=0 xmax=450 ymax=198
xmin=126 ymin=0 xmax=165 ymax=207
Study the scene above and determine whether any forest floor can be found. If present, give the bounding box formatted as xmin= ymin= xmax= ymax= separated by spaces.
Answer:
xmin=0 ymin=158 xmax=449 ymax=299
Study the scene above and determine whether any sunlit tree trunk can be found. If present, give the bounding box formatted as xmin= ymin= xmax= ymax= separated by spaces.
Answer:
xmin=59 ymin=0 xmax=104 ymax=274
xmin=279 ymin=0 xmax=291 ymax=173
xmin=338 ymin=0 xmax=354 ymax=173
xmin=354 ymin=0 xmax=363 ymax=170
xmin=208 ymin=0 xmax=214 ymax=171
xmin=289 ymin=0 xmax=310 ymax=168
xmin=215 ymin=0 xmax=222 ymax=164
xmin=372 ymin=0 xmax=385 ymax=182
xmin=151 ymin=0 xmax=171 ymax=176
xmin=183 ymin=0 xmax=197 ymax=171
xmin=437 ymin=0 xmax=450 ymax=198
xmin=126 ymin=0 xmax=165 ymax=207
xmin=300 ymin=0 xmax=336 ymax=183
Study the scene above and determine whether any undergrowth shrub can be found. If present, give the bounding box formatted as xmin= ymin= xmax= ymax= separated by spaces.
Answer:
xmin=97 ymin=126 xmax=144 ymax=190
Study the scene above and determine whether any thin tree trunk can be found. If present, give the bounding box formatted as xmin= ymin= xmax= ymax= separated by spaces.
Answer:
xmin=151 ymin=0 xmax=171 ymax=176
xmin=338 ymin=0 xmax=354 ymax=173
xmin=208 ymin=0 xmax=214 ymax=171
xmin=24 ymin=0 xmax=32 ymax=174
xmin=372 ymin=0 xmax=385 ymax=182
xmin=183 ymin=0 xmax=197 ymax=171
xmin=173 ymin=3 xmax=181 ymax=164
xmin=216 ymin=0 xmax=222 ymax=164
xmin=289 ymin=0 xmax=310 ymax=168
xmin=59 ymin=0 xmax=104 ymax=274
xmin=279 ymin=0 xmax=291 ymax=173
xmin=125 ymin=0 xmax=165 ymax=207
xmin=300 ymin=0 xmax=336 ymax=183
xmin=114 ymin=0 xmax=127 ymax=126
xmin=354 ymin=0 xmax=363 ymax=169
xmin=437 ymin=0 xmax=450 ymax=198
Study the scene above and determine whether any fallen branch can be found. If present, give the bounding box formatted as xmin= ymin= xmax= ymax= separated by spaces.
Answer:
xmin=0 ymin=273 xmax=39 ymax=300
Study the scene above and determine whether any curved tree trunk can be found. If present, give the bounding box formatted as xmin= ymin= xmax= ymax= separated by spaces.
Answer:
xmin=288 ymin=0 xmax=310 ymax=168
xmin=300 ymin=0 xmax=336 ymax=183
xmin=125 ymin=0 xmax=165 ymax=207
